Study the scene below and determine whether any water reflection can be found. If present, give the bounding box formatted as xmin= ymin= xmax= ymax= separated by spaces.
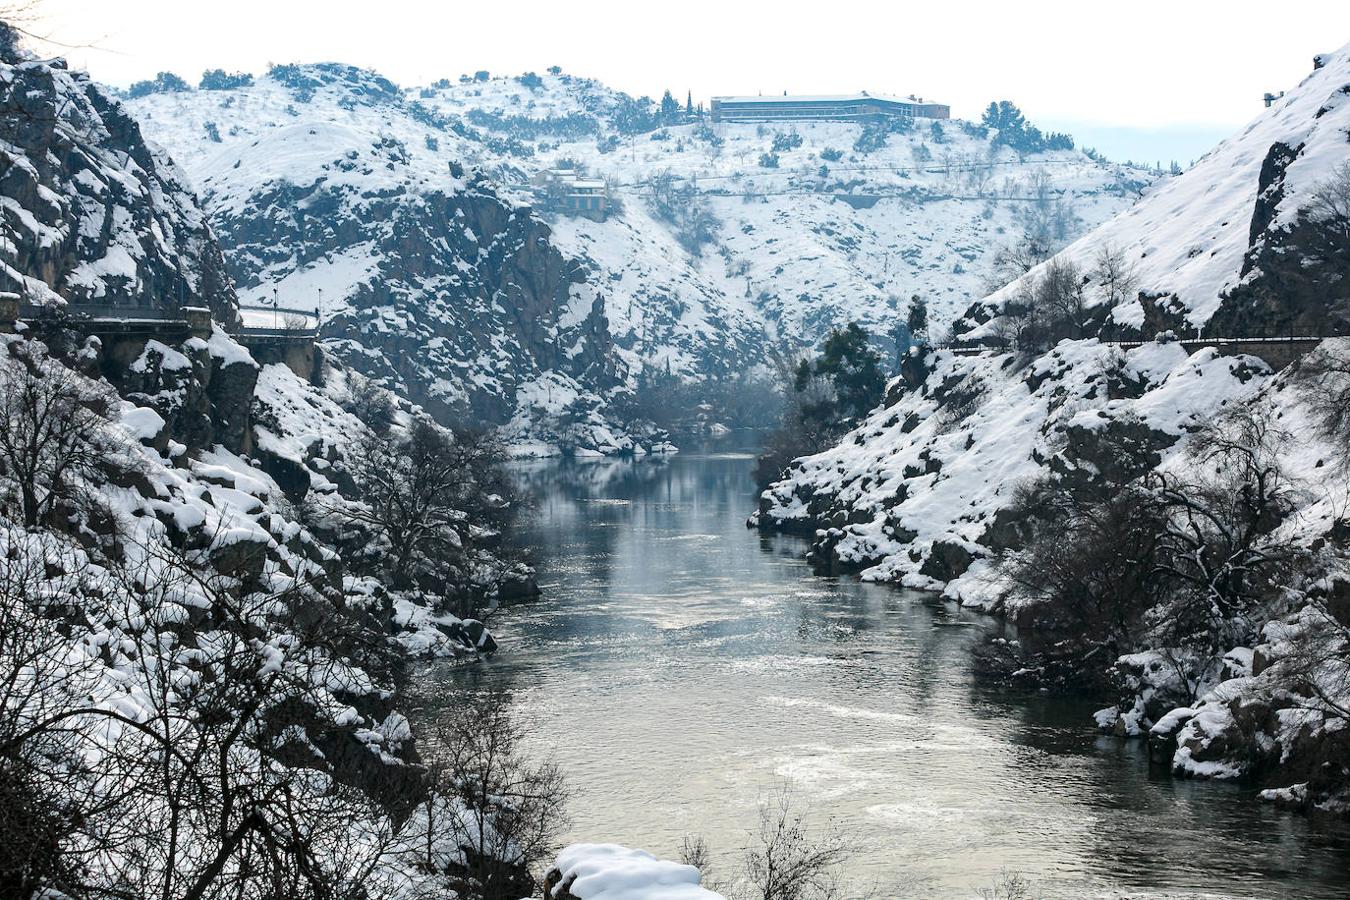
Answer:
xmin=416 ymin=438 xmax=1350 ymax=898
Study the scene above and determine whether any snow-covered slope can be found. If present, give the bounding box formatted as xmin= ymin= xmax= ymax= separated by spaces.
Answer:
xmin=956 ymin=47 xmax=1350 ymax=339
xmin=121 ymin=65 xmax=752 ymax=453
xmin=760 ymin=43 xmax=1350 ymax=596
xmin=123 ymin=65 xmax=1147 ymax=450
xmin=1 ymin=43 xmax=535 ymax=897
xmin=414 ymin=70 xmax=1148 ymax=341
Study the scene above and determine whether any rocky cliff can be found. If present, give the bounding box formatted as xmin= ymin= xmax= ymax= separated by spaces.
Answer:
xmin=0 ymin=47 xmax=236 ymax=324
xmin=1 ymin=39 xmax=524 ymax=896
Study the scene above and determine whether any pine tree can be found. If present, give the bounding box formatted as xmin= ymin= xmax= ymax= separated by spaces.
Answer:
xmin=660 ymin=90 xmax=681 ymax=125
xmin=795 ymin=323 xmax=887 ymax=429
xmin=889 ymin=321 xmax=912 ymax=372
xmin=686 ymin=90 xmax=694 ymax=118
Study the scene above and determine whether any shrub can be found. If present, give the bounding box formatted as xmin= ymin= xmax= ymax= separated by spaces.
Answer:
xmin=126 ymin=71 xmax=190 ymax=99
xmin=852 ymin=122 xmax=891 ymax=154
xmin=198 ymin=68 xmax=253 ymax=90
xmin=694 ymin=123 xmax=724 ymax=147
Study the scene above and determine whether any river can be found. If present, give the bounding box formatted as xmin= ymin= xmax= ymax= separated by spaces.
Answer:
xmin=417 ymin=436 xmax=1350 ymax=898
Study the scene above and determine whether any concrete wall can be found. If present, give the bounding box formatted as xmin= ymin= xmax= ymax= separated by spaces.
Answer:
xmin=244 ymin=340 xmax=318 ymax=382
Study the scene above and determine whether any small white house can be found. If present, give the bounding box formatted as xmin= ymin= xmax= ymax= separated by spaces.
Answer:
xmin=530 ymin=169 xmax=610 ymax=221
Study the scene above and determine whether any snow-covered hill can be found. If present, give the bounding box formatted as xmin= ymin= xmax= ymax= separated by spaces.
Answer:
xmin=417 ymin=70 xmax=1148 ymax=339
xmin=123 ymin=64 xmax=1148 ymax=450
xmin=756 ymin=44 xmax=1350 ymax=810
xmin=952 ymin=46 xmax=1349 ymax=340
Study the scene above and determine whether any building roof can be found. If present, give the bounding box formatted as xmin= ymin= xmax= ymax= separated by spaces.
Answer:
xmin=713 ymin=93 xmax=937 ymax=105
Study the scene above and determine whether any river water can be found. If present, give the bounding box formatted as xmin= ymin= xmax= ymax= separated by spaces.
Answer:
xmin=419 ymin=437 xmax=1350 ymax=898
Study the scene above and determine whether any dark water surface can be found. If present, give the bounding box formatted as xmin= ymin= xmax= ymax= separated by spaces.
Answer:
xmin=418 ymin=437 xmax=1350 ymax=898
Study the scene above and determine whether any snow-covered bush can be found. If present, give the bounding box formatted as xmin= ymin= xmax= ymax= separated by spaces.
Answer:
xmin=199 ymin=68 xmax=254 ymax=91
xmin=126 ymin=71 xmax=190 ymax=99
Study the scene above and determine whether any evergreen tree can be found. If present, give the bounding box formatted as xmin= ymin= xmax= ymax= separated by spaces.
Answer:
xmin=980 ymin=99 xmax=1072 ymax=154
xmin=889 ymin=321 xmax=912 ymax=372
xmin=126 ymin=71 xmax=191 ymax=99
xmin=906 ymin=295 xmax=929 ymax=344
xmin=686 ymin=90 xmax=694 ymax=118
xmin=795 ymin=323 xmax=887 ymax=430
xmin=660 ymin=89 xmax=681 ymax=124
xmin=199 ymin=69 xmax=254 ymax=91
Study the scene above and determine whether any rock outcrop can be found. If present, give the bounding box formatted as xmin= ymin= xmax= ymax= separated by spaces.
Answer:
xmin=0 ymin=40 xmax=237 ymax=325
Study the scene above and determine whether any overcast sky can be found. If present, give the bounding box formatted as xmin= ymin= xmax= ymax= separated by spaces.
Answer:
xmin=20 ymin=0 xmax=1350 ymax=163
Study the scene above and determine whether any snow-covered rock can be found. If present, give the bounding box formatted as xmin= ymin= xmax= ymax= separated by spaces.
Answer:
xmin=1 ymin=50 xmax=237 ymax=323
xmin=546 ymin=844 xmax=724 ymax=900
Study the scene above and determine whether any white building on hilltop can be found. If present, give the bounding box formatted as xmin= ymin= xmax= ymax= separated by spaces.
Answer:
xmin=710 ymin=93 xmax=950 ymax=123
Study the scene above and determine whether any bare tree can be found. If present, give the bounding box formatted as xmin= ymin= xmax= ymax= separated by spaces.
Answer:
xmin=2 ymin=2 xmax=104 ymax=55
xmin=418 ymin=691 xmax=569 ymax=900
xmin=328 ymin=419 xmax=518 ymax=612
xmin=1092 ymin=242 xmax=1139 ymax=308
xmin=740 ymin=786 xmax=853 ymax=900
xmin=0 ymin=344 xmax=120 ymax=527
xmin=0 ymin=532 xmax=114 ymax=897
xmin=1147 ymin=405 xmax=1302 ymax=664
xmin=1303 ymin=162 xmax=1350 ymax=332
xmin=978 ymin=871 xmax=1037 ymax=900
xmin=1013 ymin=171 xmax=1081 ymax=252
xmin=80 ymin=538 xmax=404 ymax=900
xmin=978 ymin=474 xmax=1167 ymax=688
xmin=1299 ymin=340 xmax=1350 ymax=450
xmin=985 ymin=239 xmax=1049 ymax=295
xmin=1308 ymin=161 xmax=1350 ymax=242
xmin=346 ymin=375 xmax=397 ymax=434
xmin=988 ymin=256 xmax=1090 ymax=353
xmin=1035 ymin=255 xmax=1087 ymax=340
xmin=680 ymin=834 xmax=713 ymax=874
xmin=0 ymin=524 xmax=411 ymax=900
